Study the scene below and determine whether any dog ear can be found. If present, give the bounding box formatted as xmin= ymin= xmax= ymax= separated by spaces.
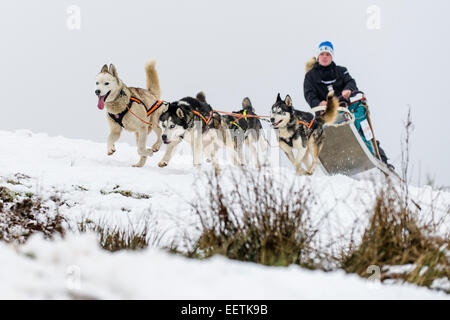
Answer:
xmin=285 ymin=95 xmax=293 ymax=107
xmin=185 ymin=112 xmax=193 ymax=124
xmin=242 ymin=97 xmax=252 ymax=108
xmin=160 ymin=103 xmax=169 ymax=114
xmin=276 ymin=93 xmax=282 ymax=102
xmin=109 ymin=64 xmax=118 ymax=78
xmin=196 ymin=91 xmax=206 ymax=103
xmin=100 ymin=64 xmax=108 ymax=73
xmin=176 ymin=107 xmax=185 ymax=119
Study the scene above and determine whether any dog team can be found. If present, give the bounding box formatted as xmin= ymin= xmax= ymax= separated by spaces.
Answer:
xmin=95 ymin=48 xmax=340 ymax=175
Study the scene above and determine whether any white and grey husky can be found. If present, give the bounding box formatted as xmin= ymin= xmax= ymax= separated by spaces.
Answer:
xmin=270 ymin=91 xmax=338 ymax=175
xmin=94 ymin=60 xmax=164 ymax=167
xmin=158 ymin=92 xmax=240 ymax=168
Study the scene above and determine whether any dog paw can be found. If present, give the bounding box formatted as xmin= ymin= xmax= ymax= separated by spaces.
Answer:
xmin=158 ymin=161 xmax=168 ymax=168
xmin=152 ymin=144 xmax=161 ymax=153
xmin=133 ymin=156 xmax=147 ymax=168
xmin=107 ymin=146 xmax=116 ymax=155
xmin=132 ymin=162 xmax=144 ymax=168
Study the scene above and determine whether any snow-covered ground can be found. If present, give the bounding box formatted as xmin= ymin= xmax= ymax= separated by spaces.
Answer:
xmin=0 ymin=129 xmax=448 ymax=299
xmin=1 ymin=233 xmax=446 ymax=299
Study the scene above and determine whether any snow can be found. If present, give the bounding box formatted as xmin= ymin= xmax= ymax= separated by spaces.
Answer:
xmin=0 ymin=129 xmax=449 ymax=299
xmin=0 ymin=233 xmax=446 ymax=300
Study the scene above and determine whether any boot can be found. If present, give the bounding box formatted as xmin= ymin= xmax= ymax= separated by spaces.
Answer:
xmin=377 ymin=141 xmax=395 ymax=170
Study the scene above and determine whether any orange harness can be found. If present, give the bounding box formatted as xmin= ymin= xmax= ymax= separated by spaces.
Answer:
xmin=124 ymin=97 xmax=166 ymax=126
xmin=192 ymin=110 xmax=213 ymax=125
xmin=298 ymin=118 xmax=315 ymax=129
xmin=214 ymin=110 xmax=271 ymax=120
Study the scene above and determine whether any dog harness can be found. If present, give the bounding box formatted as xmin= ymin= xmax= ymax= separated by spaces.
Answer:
xmin=229 ymin=109 xmax=248 ymax=130
xmin=279 ymin=116 xmax=316 ymax=147
xmin=298 ymin=118 xmax=315 ymax=129
xmin=192 ymin=110 xmax=213 ymax=125
xmin=280 ymin=136 xmax=293 ymax=147
xmin=109 ymin=96 xmax=165 ymax=128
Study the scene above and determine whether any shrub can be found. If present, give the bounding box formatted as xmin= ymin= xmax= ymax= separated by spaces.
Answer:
xmin=186 ymin=167 xmax=325 ymax=268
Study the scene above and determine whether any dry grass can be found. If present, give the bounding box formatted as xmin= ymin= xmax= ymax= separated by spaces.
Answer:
xmin=0 ymin=186 xmax=67 ymax=244
xmin=185 ymin=167 xmax=326 ymax=268
xmin=339 ymin=177 xmax=449 ymax=289
xmin=339 ymin=109 xmax=449 ymax=293
xmin=78 ymin=216 xmax=165 ymax=252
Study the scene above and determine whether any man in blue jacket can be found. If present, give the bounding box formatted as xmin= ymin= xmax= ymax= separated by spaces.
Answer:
xmin=303 ymin=41 xmax=394 ymax=170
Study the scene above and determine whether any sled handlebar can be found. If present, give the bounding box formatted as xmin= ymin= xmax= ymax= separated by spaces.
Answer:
xmin=336 ymin=90 xmax=365 ymax=105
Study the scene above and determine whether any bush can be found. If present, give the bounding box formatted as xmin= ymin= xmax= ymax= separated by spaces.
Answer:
xmin=340 ymin=176 xmax=449 ymax=293
xmin=186 ymin=167 xmax=324 ymax=268
xmin=0 ymin=186 xmax=66 ymax=244
xmin=78 ymin=215 xmax=164 ymax=252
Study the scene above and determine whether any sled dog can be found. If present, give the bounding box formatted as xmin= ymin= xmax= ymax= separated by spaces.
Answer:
xmin=222 ymin=97 xmax=268 ymax=167
xmin=270 ymin=91 xmax=338 ymax=175
xmin=95 ymin=61 xmax=164 ymax=167
xmin=158 ymin=92 xmax=239 ymax=167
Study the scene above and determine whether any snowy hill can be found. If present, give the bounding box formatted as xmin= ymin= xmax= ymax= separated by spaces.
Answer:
xmin=0 ymin=129 xmax=448 ymax=299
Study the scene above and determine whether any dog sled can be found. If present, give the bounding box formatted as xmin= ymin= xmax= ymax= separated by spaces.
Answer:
xmin=311 ymin=92 xmax=395 ymax=178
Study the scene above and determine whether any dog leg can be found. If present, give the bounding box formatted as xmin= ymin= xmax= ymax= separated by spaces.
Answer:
xmin=133 ymin=156 xmax=147 ymax=168
xmin=151 ymin=125 xmax=163 ymax=153
xmin=107 ymin=125 xmax=122 ymax=155
xmin=302 ymin=150 xmax=312 ymax=170
xmin=279 ymin=141 xmax=296 ymax=165
xmin=293 ymin=145 xmax=308 ymax=175
xmin=256 ymin=135 xmax=269 ymax=167
xmin=258 ymin=135 xmax=268 ymax=154
xmin=133 ymin=128 xmax=153 ymax=167
xmin=249 ymin=135 xmax=262 ymax=168
xmin=208 ymin=140 xmax=220 ymax=168
xmin=305 ymin=142 xmax=321 ymax=175
xmin=224 ymin=129 xmax=241 ymax=166
xmin=203 ymin=135 xmax=217 ymax=164
xmin=237 ymin=141 xmax=245 ymax=166
xmin=158 ymin=140 xmax=181 ymax=167
xmin=192 ymin=134 xmax=203 ymax=168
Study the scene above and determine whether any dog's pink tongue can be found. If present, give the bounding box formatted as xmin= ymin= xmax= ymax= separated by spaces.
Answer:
xmin=97 ymin=96 xmax=105 ymax=110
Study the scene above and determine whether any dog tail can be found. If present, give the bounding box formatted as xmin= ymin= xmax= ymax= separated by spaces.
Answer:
xmin=321 ymin=91 xmax=339 ymax=124
xmin=145 ymin=59 xmax=161 ymax=99
xmin=196 ymin=91 xmax=206 ymax=103
xmin=305 ymin=57 xmax=316 ymax=73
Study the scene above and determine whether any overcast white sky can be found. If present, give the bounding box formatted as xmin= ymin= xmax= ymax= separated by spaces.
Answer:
xmin=1 ymin=0 xmax=449 ymax=187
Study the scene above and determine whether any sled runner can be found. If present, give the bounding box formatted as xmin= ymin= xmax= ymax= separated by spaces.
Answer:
xmin=311 ymin=92 xmax=394 ymax=177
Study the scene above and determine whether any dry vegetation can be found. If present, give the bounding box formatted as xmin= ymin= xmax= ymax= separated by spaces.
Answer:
xmin=77 ymin=216 xmax=164 ymax=252
xmin=0 ymin=185 xmax=67 ymax=244
xmin=339 ymin=177 xmax=449 ymax=292
xmin=184 ymin=168 xmax=326 ymax=268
